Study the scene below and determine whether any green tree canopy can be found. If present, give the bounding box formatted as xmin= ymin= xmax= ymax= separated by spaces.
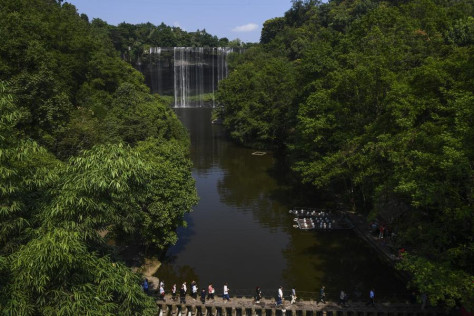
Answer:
xmin=216 ymin=0 xmax=473 ymax=309
xmin=0 ymin=0 xmax=198 ymax=313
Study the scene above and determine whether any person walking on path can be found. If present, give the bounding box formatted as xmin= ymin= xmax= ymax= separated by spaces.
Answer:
xmin=339 ymin=290 xmax=347 ymax=307
xmin=142 ymin=278 xmax=149 ymax=294
xmin=421 ymin=293 xmax=427 ymax=310
xmin=276 ymin=286 xmax=283 ymax=306
xmin=223 ymin=283 xmax=231 ymax=302
xmin=379 ymin=224 xmax=385 ymax=239
xmin=318 ymin=286 xmax=326 ymax=305
xmin=208 ymin=283 xmax=215 ymax=300
xmin=172 ymin=284 xmax=177 ymax=301
xmin=255 ymin=286 xmax=263 ymax=303
xmin=366 ymin=289 xmax=375 ymax=306
xmin=290 ymin=288 xmax=297 ymax=305
xmin=200 ymin=288 xmax=207 ymax=304
xmin=182 ymin=281 xmax=187 ymax=295
xmin=159 ymin=283 xmax=166 ymax=301
xmin=180 ymin=283 xmax=187 ymax=304
xmin=191 ymin=281 xmax=198 ymax=301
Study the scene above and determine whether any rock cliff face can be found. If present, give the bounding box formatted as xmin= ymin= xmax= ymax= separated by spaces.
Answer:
xmin=138 ymin=47 xmax=242 ymax=107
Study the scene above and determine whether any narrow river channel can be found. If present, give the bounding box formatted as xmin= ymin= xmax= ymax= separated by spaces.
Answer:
xmin=157 ymin=107 xmax=407 ymax=301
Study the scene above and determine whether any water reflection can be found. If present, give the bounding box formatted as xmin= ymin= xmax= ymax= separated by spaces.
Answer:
xmin=158 ymin=264 xmax=199 ymax=287
xmin=175 ymin=107 xmax=224 ymax=172
xmin=158 ymin=108 xmax=406 ymax=299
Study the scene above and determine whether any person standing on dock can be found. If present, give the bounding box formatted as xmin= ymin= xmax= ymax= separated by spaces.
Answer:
xmin=223 ymin=283 xmax=231 ymax=302
xmin=318 ymin=286 xmax=326 ymax=304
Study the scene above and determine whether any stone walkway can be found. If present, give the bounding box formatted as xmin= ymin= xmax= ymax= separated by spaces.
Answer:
xmin=155 ymin=295 xmax=438 ymax=314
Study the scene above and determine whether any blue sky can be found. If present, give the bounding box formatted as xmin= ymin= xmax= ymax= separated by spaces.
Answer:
xmin=67 ymin=0 xmax=295 ymax=43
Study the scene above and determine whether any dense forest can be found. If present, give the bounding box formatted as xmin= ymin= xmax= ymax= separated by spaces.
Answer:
xmin=216 ymin=0 xmax=473 ymax=310
xmin=0 ymin=0 xmax=199 ymax=314
xmin=104 ymin=21 xmax=248 ymax=66
xmin=1 ymin=0 xmax=472 ymax=313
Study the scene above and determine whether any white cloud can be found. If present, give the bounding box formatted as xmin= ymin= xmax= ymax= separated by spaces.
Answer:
xmin=232 ymin=23 xmax=258 ymax=32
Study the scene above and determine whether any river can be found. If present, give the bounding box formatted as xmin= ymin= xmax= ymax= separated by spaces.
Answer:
xmin=157 ymin=107 xmax=407 ymax=301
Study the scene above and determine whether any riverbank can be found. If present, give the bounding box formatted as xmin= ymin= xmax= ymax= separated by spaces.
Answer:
xmin=345 ymin=211 xmax=409 ymax=282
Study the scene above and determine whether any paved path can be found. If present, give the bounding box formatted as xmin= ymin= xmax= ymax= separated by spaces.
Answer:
xmin=345 ymin=212 xmax=402 ymax=267
xmin=155 ymin=295 xmax=439 ymax=314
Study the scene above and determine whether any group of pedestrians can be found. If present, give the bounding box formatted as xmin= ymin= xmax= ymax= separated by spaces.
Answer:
xmin=145 ymin=279 xmax=377 ymax=308
xmin=153 ymin=280 xmax=221 ymax=304
xmin=256 ymin=286 xmax=298 ymax=307
xmin=318 ymin=285 xmax=374 ymax=307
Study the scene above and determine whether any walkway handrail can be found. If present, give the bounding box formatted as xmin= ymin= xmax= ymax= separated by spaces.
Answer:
xmin=151 ymin=289 xmax=412 ymax=305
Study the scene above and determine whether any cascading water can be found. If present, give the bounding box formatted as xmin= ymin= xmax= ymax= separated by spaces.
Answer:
xmin=140 ymin=47 xmax=242 ymax=108
xmin=148 ymin=47 xmax=163 ymax=95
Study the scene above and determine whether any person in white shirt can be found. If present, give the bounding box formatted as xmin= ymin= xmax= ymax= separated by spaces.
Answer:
xmin=159 ymin=284 xmax=165 ymax=301
xmin=223 ymin=283 xmax=231 ymax=302
xmin=276 ymin=286 xmax=283 ymax=306
xmin=180 ymin=283 xmax=186 ymax=304
xmin=172 ymin=284 xmax=177 ymax=301
xmin=191 ymin=281 xmax=198 ymax=300
xmin=290 ymin=288 xmax=296 ymax=304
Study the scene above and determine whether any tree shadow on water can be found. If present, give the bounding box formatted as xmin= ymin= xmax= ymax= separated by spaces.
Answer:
xmin=163 ymin=213 xmax=197 ymax=259
xmin=265 ymin=157 xmax=335 ymax=209
xmin=281 ymin=230 xmax=408 ymax=300
xmin=155 ymin=263 xmax=200 ymax=290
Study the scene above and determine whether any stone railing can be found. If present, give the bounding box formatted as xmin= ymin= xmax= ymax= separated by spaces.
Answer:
xmin=154 ymin=296 xmax=442 ymax=316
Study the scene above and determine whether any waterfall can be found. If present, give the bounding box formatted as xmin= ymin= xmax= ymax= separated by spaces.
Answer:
xmin=142 ymin=47 xmax=241 ymax=108
xmin=149 ymin=47 xmax=162 ymax=95
xmin=212 ymin=47 xmax=215 ymax=108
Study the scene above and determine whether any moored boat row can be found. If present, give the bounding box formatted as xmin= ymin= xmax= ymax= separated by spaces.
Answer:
xmin=290 ymin=208 xmax=354 ymax=231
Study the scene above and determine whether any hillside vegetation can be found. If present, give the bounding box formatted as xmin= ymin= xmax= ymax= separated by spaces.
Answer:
xmin=0 ymin=0 xmax=198 ymax=314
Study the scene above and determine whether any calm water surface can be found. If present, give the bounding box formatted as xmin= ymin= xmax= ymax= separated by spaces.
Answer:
xmin=157 ymin=108 xmax=406 ymax=300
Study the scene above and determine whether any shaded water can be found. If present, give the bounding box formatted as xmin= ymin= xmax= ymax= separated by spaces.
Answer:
xmin=157 ymin=108 xmax=407 ymax=300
